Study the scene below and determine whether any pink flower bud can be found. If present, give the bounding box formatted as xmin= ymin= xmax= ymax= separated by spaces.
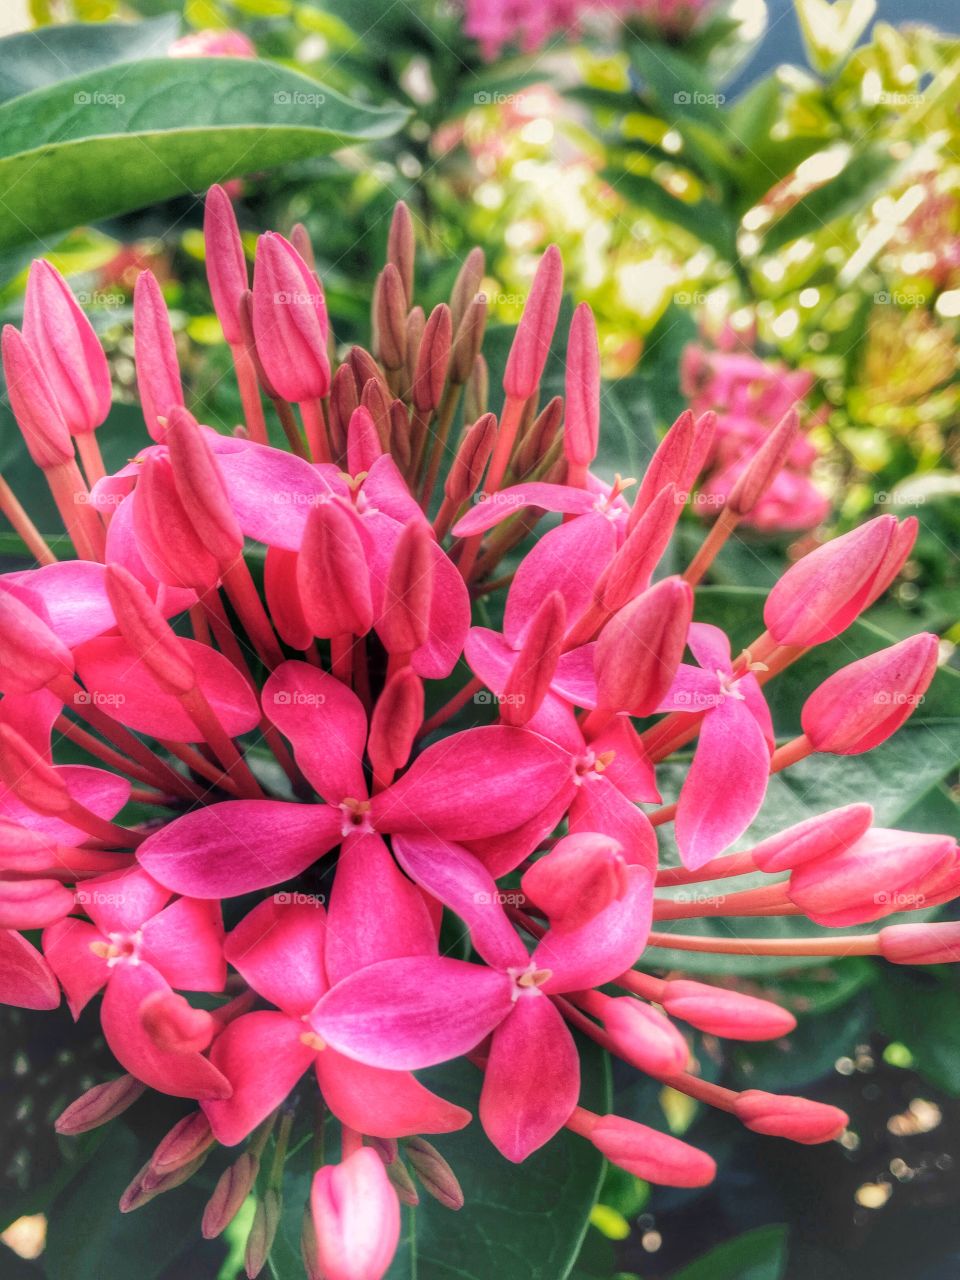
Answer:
xmin=105 ymin=564 xmax=196 ymax=695
xmin=680 ymin=410 xmax=717 ymax=492
xmin=801 ymin=633 xmax=939 ymax=755
xmin=23 ymin=260 xmax=111 ymax=434
xmin=450 ymin=246 xmax=485 ymax=330
xmin=368 ymin=667 xmax=423 ymax=781
xmin=0 ymin=584 xmax=74 ymax=694
xmin=564 ymin=303 xmax=600 ymax=469
xmin=147 ymin=1111 xmax=215 ymax=1181
xmin=726 ymin=409 xmax=799 ymax=516
xmin=140 ymin=989 xmax=216 ymax=1053
xmin=630 ymin=409 xmax=694 ymax=521
xmin=202 ymin=1152 xmax=261 ymax=1238
xmin=133 ymin=270 xmax=184 ymax=442
xmin=404 ymin=1137 xmax=464 ymax=1210
xmin=764 ymin=515 xmax=918 ymax=646
xmin=661 ymin=979 xmax=796 ymax=1040
xmin=444 ymin=413 xmax=497 ymax=507
xmin=245 ymin=1187 xmax=281 ymax=1278
xmin=413 ymin=304 xmax=453 ymax=413
xmin=0 ymin=724 xmax=70 ymax=815
xmin=594 ymin=483 xmax=680 ymax=612
xmin=733 ymin=1090 xmax=848 ymax=1144
xmin=375 ymin=264 xmax=408 ymax=370
xmin=297 ymin=500 xmax=373 ymax=638
xmin=450 ymin=296 xmax=487 ymax=385
xmin=55 ymin=1075 xmax=146 ymax=1135
xmin=379 ymin=519 xmax=434 ymax=655
xmin=514 ymin=395 xmax=563 ymax=477
xmin=595 ymin=576 xmax=693 ymax=715
xmin=788 ymin=827 xmax=953 ymax=927
xmin=311 ymin=1148 xmax=401 ymax=1280
xmin=204 ymin=184 xmax=249 ymax=346
xmin=500 ymin=590 xmax=566 ymax=726
xmin=387 ymin=201 xmax=415 ymax=304
xmin=165 ymin=406 xmax=244 ymax=567
xmin=879 ymin=922 xmax=960 ymax=965
xmin=0 ymin=879 xmax=74 ymax=929
xmin=1 ymin=324 xmax=74 ymax=468
xmin=265 ymin=546 xmax=312 ymax=650
xmin=360 ymin=379 xmax=392 ymax=450
xmin=503 ymin=244 xmax=563 ymax=400
xmin=133 ymin=453 xmax=222 ymax=592
xmin=595 ymin=996 xmax=689 ymax=1076
xmin=347 ymin=405 xmax=384 ymax=475
xmin=330 ymin=363 xmax=360 ymax=453
xmin=385 ymin=1158 xmax=420 ymax=1207
xmin=521 ymin=832 xmax=629 ymax=931
xmin=252 ymin=232 xmax=330 ymax=402
xmin=750 ymin=803 xmax=874 ymax=874
xmin=586 ymin=1114 xmax=716 ymax=1187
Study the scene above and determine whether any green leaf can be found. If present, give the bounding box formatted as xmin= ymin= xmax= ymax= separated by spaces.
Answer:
xmin=604 ymin=169 xmax=736 ymax=260
xmin=672 ymin=1224 xmax=788 ymax=1280
xmin=0 ymin=17 xmax=180 ymax=105
xmin=0 ymin=56 xmax=408 ymax=251
xmin=874 ymin=968 xmax=960 ymax=1094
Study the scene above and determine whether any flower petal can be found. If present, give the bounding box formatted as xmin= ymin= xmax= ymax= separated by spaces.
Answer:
xmin=263 ymin=662 xmax=367 ymax=804
xmin=203 ymin=1010 xmax=314 ymax=1145
xmin=225 ymin=896 xmax=328 ymax=1015
xmin=453 ymin=483 xmax=598 ymax=537
xmin=0 ymin=928 xmax=60 ymax=1010
xmin=314 ymin=1050 xmax=471 ymax=1138
xmin=42 ymin=917 xmax=108 ymax=1016
xmin=141 ymin=897 xmax=226 ymax=992
xmin=504 ymin=515 xmax=617 ymax=647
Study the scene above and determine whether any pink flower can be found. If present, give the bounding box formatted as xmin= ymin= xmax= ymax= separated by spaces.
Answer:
xmin=168 ymin=29 xmax=257 ymax=59
xmin=311 ymin=1148 xmax=400 ymax=1280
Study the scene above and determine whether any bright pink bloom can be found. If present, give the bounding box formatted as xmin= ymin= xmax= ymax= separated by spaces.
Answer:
xmin=0 ymin=928 xmax=60 ymax=1009
xmin=311 ymin=1148 xmax=400 ymax=1280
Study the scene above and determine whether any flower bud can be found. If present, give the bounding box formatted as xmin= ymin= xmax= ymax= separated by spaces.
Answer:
xmin=630 ymin=409 xmax=694 ymax=522
xmin=586 ymin=1114 xmax=715 ymax=1187
xmin=348 ymin=346 xmax=382 ymax=392
xmin=245 ymin=1187 xmax=281 ymax=1278
xmin=202 ymin=1153 xmax=261 ymax=1238
xmin=522 ymin=832 xmax=628 ymax=932
xmin=514 ymin=396 xmax=563 ymax=478
xmin=385 ymin=1158 xmax=420 ymax=1207
xmin=311 ymin=1148 xmax=401 ymax=1280
xmin=368 ymin=667 xmax=423 ymax=781
xmin=297 ymin=500 xmax=373 ymax=638
xmin=374 ymin=264 xmax=408 ymax=370
xmin=801 ymin=633 xmax=938 ymax=755
xmin=133 ymin=453 xmax=222 ymax=592
xmin=1 ymin=324 xmax=74 ymax=467
xmin=204 ymin=184 xmax=249 ymax=346
xmin=404 ymin=1137 xmax=463 ymax=1211
xmin=387 ymin=201 xmax=415 ymax=304
xmin=726 ymin=408 xmax=799 ymax=516
xmin=347 ymin=405 xmax=385 ymax=475
xmin=0 ymin=584 xmax=74 ymax=694
xmin=879 ymin=922 xmax=960 ymax=965
xmin=290 ymin=223 xmax=316 ymax=273
xmin=733 ymin=1090 xmax=847 ymax=1144
xmin=503 ymin=245 xmax=563 ymax=400
xmin=464 ymin=353 xmax=489 ymax=422
xmin=104 ymin=564 xmax=196 ymax=695
xmin=564 ymin=303 xmax=600 ymax=469
xmin=661 ymin=979 xmax=796 ymax=1040
xmin=595 ymin=576 xmax=693 ymax=715
xmin=165 ymin=406 xmax=244 ymax=567
xmin=379 ymin=519 xmax=434 ymax=655
xmin=120 ymin=1154 xmax=208 ymax=1213
xmin=404 ymin=306 xmax=425 ymax=397
xmin=594 ymin=996 xmax=689 ymax=1076
xmin=764 ymin=515 xmax=918 ymax=647
xmin=450 ymin=295 xmax=487 ymax=385
xmin=500 ymin=590 xmax=566 ymax=726
xmin=0 ymin=879 xmax=74 ymax=928
xmin=444 ymin=413 xmax=497 ymax=507
xmin=252 ymin=232 xmax=330 ymax=402
xmin=413 ymin=304 xmax=453 ymax=412
xmin=147 ymin=1112 xmax=215 ymax=1183
xmin=594 ymin=482 xmax=680 ymax=612
xmin=450 ymin=246 xmax=485 ymax=330
xmin=140 ymin=989 xmax=217 ymax=1053
xmin=23 ymin=260 xmax=111 ymax=434
xmin=55 ymin=1075 xmax=146 ymax=1135
xmin=133 ymin=270 xmax=184 ymax=442
xmin=681 ymin=410 xmax=717 ymax=492
xmin=265 ymin=546 xmax=312 ymax=650
xmin=360 ymin=378 xmax=392 ymax=450
xmin=330 ymin=363 xmax=360 ymax=455
xmin=750 ymin=803 xmax=874 ymax=874
xmin=788 ymin=827 xmax=952 ymax=927
xmin=0 ymin=724 xmax=70 ymax=815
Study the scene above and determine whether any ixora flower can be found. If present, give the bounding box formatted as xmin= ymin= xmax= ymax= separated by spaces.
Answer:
xmin=0 ymin=184 xmax=954 ymax=1279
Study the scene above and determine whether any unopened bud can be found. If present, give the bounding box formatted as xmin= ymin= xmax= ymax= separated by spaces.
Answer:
xmin=0 ymin=584 xmax=74 ymax=694
xmin=252 ymin=231 xmax=330 ymax=402
xmin=1 ymin=325 xmax=74 ymax=467
xmin=595 ymin=576 xmax=693 ymax=716
xmin=585 ymin=1113 xmax=715 ymax=1187
xmin=450 ymin=246 xmax=485 ymax=330
xmin=245 ymin=1186 xmax=281 ymax=1278
xmin=661 ymin=979 xmax=796 ymax=1040
xmin=503 ymin=245 xmax=563 ymax=400
xmin=202 ymin=1152 xmax=261 ymax=1238
xmin=375 ymin=264 xmax=409 ymax=370
xmin=564 ymin=303 xmax=600 ymax=469
xmin=500 ymin=591 xmax=566 ymax=726
xmin=55 ymin=1075 xmax=146 ymax=1135
xmin=368 ymin=667 xmax=423 ymax=780
xmin=521 ymin=832 xmax=628 ymax=931
xmin=750 ymin=803 xmax=874 ymax=874
xmin=165 ymin=406 xmax=244 ymax=566
xmin=594 ymin=482 xmax=679 ymax=612
xmin=733 ymin=1090 xmax=847 ymax=1144
xmin=347 ymin=405 xmax=384 ymax=475
xmin=204 ymin=184 xmax=249 ymax=346
xmin=727 ymin=409 xmax=799 ymax=516
xmin=311 ymin=1148 xmax=401 ymax=1280
xmin=450 ymin=295 xmax=487 ymax=386
xmin=879 ymin=921 xmax=960 ymax=965
xmin=413 ymin=304 xmax=452 ymax=412
xmin=104 ymin=564 xmax=196 ymax=695
xmin=385 ymin=1157 xmax=420 ymax=1206
xmin=445 ymin=413 xmax=497 ymax=507
xmin=298 ymin=500 xmax=373 ymax=638
xmin=387 ymin=201 xmax=415 ymax=304
xmin=630 ymin=410 xmax=695 ymax=523
xmin=404 ymin=1137 xmax=464 ymax=1211
xmin=464 ymin=353 xmax=488 ymax=421
xmin=133 ymin=270 xmax=184 ymax=442
xmin=596 ymin=996 xmax=689 ymax=1075
xmin=146 ymin=1111 xmax=215 ymax=1184
xmin=379 ymin=519 xmax=434 ymax=655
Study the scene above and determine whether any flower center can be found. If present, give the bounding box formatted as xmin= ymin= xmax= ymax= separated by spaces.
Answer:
xmin=573 ymin=748 xmax=616 ymax=785
xmin=507 ymin=960 xmax=553 ymax=1001
xmin=339 ymin=797 xmax=373 ymax=837
xmin=716 ymin=669 xmax=746 ymax=701
xmin=90 ymin=929 xmax=144 ymax=967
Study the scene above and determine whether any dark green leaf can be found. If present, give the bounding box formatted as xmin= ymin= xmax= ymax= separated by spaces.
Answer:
xmin=672 ymin=1224 xmax=788 ymax=1280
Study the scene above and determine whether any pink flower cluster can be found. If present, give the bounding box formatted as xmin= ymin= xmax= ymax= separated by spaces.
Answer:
xmin=0 ymin=186 xmax=955 ymax=1280
xmin=682 ymin=340 xmax=831 ymax=532
xmin=464 ymin=0 xmax=712 ymax=59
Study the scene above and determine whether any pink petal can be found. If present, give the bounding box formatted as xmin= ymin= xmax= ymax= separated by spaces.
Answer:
xmin=80 ymin=865 xmax=172 ymax=934
xmin=480 ymin=994 xmax=579 ymax=1161
xmin=311 ymin=956 xmax=514 ymax=1069
xmin=588 ymin=717 xmax=660 ymax=803
xmin=315 ymin=1050 xmax=471 ymax=1138
xmin=73 ymin=635 xmax=259 ymax=741
xmin=325 ymin=832 xmax=437 ymax=986
xmin=657 ymin=663 xmax=723 ymax=714
xmin=3 ymin=561 xmax=115 ymax=648
xmin=552 ymin=644 xmax=598 ymax=708
xmin=141 ymin=897 xmax=226 ymax=991
xmin=203 ymin=1010 xmax=315 ymax=1145
xmin=263 ymin=662 xmax=367 ymax=804
xmin=686 ymin=622 xmax=733 ymax=674
xmin=0 ymin=689 xmax=62 ymax=759
xmin=462 ymin=779 xmax=573 ymax=878
xmin=42 ymin=917 xmax=109 ymax=1016
xmin=102 ymin=962 xmax=232 ymax=1100
xmin=225 ymin=896 xmax=328 ymax=1015
xmin=504 ymin=515 xmax=617 ymax=647
xmin=373 ymin=726 xmax=570 ymax=840
xmin=534 ymin=864 xmax=653 ymax=992
xmin=453 ymin=483 xmax=598 ymax=537
xmin=137 ymin=800 xmax=342 ymax=897
xmin=675 ymin=697 xmax=771 ymax=869
xmin=568 ymin=776 xmax=658 ymax=873
xmin=104 ymin=494 xmax=196 ymax=616
xmin=0 ymin=927 xmax=60 ymax=1010
xmin=739 ymin=672 xmax=775 ymax=752
xmin=392 ymin=832 xmax=528 ymax=970
xmin=360 ymin=455 xmax=423 ymax=525
xmin=212 ymin=438 xmax=339 ymax=549
xmin=464 ymin=626 xmax=515 ymax=692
